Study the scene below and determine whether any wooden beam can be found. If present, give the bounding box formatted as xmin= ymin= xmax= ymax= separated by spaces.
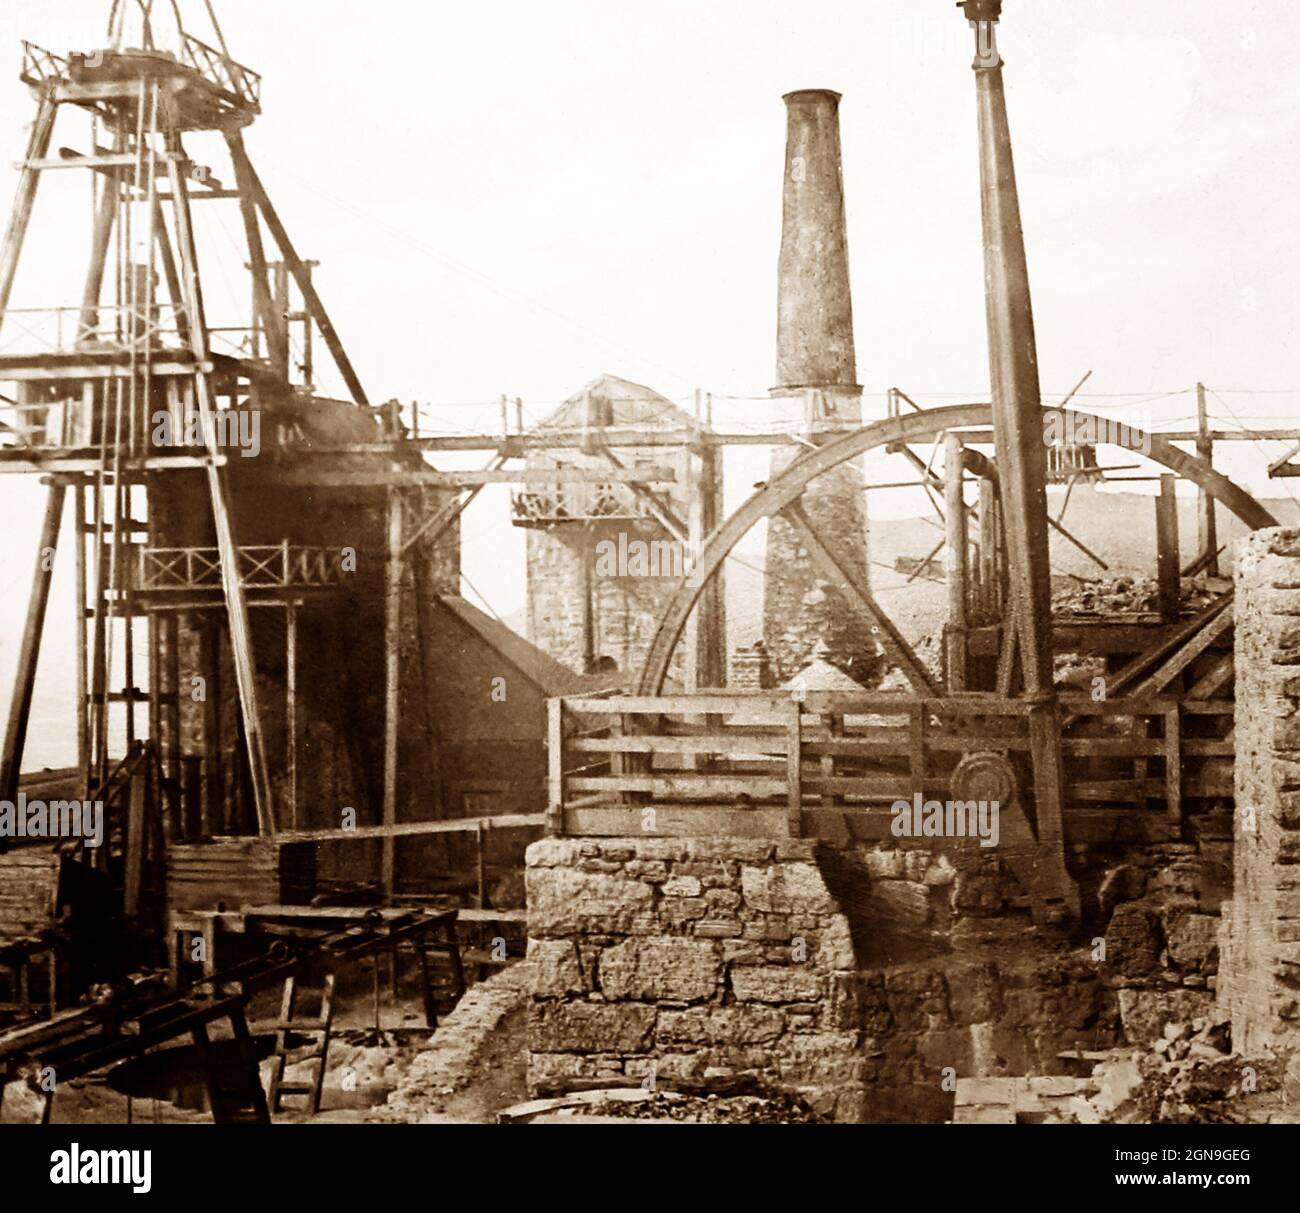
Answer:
xmin=167 ymin=151 xmax=275 ymax=833
xmin=0 ymin=484 xmax=65 ymax=807
xmin=944 ymin=433 xmax=969 ymax=691
xmin=781 ymin=500 xmax=939 ymax=697
xmin=229 ymin=142 xmax=369 ymax=406
xmin=0 ymin=92 xmax=57 ymax=339
xmin=1156 ymin=474 xmax=1180 ymax=624
xmin=225 ymin=130 xmax=286 ymax=381
xmin=684 ymin=446 xmax=725 ymax=690
xmin=1129 ymin=607 xmax=1233 ymax=700
xmin=273 ymin=466 xmax=677 ymax=489
xmin=547 ymin=699 xmax=565 ymax=836
xmin=382 ymin=483 xmax=402 ymax=898
xmin=1195 ymin=383 xmax=1218 ymax=576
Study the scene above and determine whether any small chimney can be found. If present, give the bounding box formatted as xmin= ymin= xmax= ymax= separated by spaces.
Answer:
xmin=775 ymin=89 xmax=858 ymax=392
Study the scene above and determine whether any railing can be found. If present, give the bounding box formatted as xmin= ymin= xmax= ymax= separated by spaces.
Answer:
xmin=19 ymin=42 xmax=69 ymax=89
xmin=178 ymin=33 xmax=261 ymax=110
xmin=545 ymin=691 xmax=1235 ymax=840
xmin=0 ymin=304 xmax=191 ymax=359
xmin=19 ymin=37 xmax=260 ymax=114
xmin=511 ymin=483 xmax=653 ymax=525
xmin=137 ymin=544 xmax=345 ymax=593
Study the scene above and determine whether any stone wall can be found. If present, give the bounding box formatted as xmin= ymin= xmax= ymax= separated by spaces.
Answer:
xmin=524 ymin=831 xmax=1233 ymax=1123
xmin=524 ymin=837 xmax=866 ymax=1121
xmin=1220 ymin=528 xmax=1300 ymax=1055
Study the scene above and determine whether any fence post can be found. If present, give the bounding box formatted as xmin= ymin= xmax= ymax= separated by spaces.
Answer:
xmin=785 ymin=699 xmax=803 ymax=838
xmin=547 ymin=697 xmax=565 ymax=836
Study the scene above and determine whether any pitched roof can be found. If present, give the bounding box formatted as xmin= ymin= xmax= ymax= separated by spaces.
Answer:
xmin=534 ymin=373 xmax=696 ymax=432
xmin=434 ymin=595 xmax=621 ymax=696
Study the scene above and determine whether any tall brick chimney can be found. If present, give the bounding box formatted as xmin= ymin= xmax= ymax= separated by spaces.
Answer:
xmin=762 ymin=89 xmax=878 ymax=685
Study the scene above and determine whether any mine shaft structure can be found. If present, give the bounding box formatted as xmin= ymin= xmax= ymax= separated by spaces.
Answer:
xmin=0 ymin=1 xmax=374 ymax=864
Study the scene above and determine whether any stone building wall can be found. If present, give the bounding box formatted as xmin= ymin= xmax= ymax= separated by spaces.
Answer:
xmin=524 ymin=831 xmax=1230 ymax=1123
xmin=1220 ymin=528 xmax=1300 ymax=1056
xmin=524 ymin=836 xmax=867 ymax=1121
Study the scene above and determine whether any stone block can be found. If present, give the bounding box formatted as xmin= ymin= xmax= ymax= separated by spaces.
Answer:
xmin=1104 ymin=902 xmax=1164 ymax=978
xmin=525 ymin=865 xmax=653 ymax=937
xmin=529 ymin=1002 xmax=656 ymax=1053
xmin=661 ymin=875 xmax=702 ymax=897
xmin=1116 ymin=987 xmax=1213 ymax=1045
xmin=740 ymin=862 xmax=836 ymax=913
xmin=599 ymin=937 xmax=721 ymax=1002
xmin=526 ymin=939 xmax=586 ymax=997
xmin=731 ymin=965 xmax=823 ymax=1004
xmin=1164 ymin=912 xmax=1219 ymax=972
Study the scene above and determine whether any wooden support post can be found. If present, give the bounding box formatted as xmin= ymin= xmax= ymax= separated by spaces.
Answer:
xmin=285 ymin=601 xmax=298 ymax=831
xmin=0 ymin=92 xmax=57 ymax=337
xmin=785 ymin=700 xmax=803 ymax=839
xmin=124 ymin=763 xmax=146 ymax=918
xmin=944 ymin=433 xmax=969 ymax=691
xmin=1156 ymin=474 xmax=1180 ymax=624
xmin=382 ymin=488 xmax=402 ymax=899
xmin=79 ymin=176 xmax=118 ymax=340
xmin=74 ymin=484 xmax=89 ymax=796
xmin=969 ymin=20 xmax=1076 ymax=918
xmin=684 ymin=446 xmax=724 ymax=691
xmin=547 ymin=698 xmax=565 ymax=836
xmin=200 ymin=616 xmax=223 ymax=835
xmin=228 ymin=139 xmax=368 ymax=405
xmin=228 ymin=133 xmax=286 ymax=379
xmin=979 ymin=477 xmax=998 ymax=617
xmin=1196 ymin=383 xmax=1218 ymax=577
xmin=0 ymin=483 xmax=65 ymax=806
xmin=168 ymin=151 xmax=276 ymax=833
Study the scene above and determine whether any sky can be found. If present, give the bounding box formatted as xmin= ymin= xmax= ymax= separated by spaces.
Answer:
xmin=0 ymin=0 xmax=1298 ymax=765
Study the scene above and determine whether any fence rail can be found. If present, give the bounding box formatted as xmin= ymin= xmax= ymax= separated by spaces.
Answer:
xmin=545 ymin=691 xmax=1234 ymax=841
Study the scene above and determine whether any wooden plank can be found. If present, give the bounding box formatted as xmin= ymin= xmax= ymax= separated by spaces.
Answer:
xmin=547 ymin=699 xmax=564 ymax=836
xmin=0 ymin=483 xmax=65 ymax=803
xmin=1129 ymin=607 xmax=1233 ymax=700
xmin=1186 ymin=653 xmax=1234 ymax=700
xmin=568 ymin=775 xmax=788 ymax=797
xmin=572 ymin=735 xmax=789 ymax=755
xmin=565 ymin=805 xmax=787 ymax=838
xmin=272 ymin=814 xmax=544 ymax=844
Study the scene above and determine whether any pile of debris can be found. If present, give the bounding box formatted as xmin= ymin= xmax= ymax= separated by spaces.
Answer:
xmin=499 ymin=1087 xmax=827 ymax=1125
xmin=1052 ymin=575 xmax=1226 ymax=620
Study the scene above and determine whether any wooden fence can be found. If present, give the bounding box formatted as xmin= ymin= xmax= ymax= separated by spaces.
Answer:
xmin=546 ymin=691 xmax=1234 ymax=842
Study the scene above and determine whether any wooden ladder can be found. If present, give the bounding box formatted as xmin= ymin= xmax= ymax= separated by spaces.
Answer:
xmin=190 ymin=1007 xmax=270 ymax=1125
xmin=266 ymin=972 xmax=336 ymax=1116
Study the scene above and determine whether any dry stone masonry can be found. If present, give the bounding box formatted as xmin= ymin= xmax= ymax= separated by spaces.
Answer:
xmin=1220 ymin=528 xmax=1300 ymax=1055
xmin=524 ymin=837 xmax=866 ymax=1121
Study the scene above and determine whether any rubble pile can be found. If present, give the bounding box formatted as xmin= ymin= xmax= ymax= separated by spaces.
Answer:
xmin=591 ymin=1090 xmax=827 ymax=1124
xmin=1051 ymin=575 xmax=1225 ymax=619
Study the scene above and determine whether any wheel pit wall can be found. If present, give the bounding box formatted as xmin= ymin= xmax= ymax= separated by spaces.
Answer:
xmin=524 ymin=832 xmax=1227 ymax=1122
xmin=1220 ymin=528 xmax=1300 ymax=1055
